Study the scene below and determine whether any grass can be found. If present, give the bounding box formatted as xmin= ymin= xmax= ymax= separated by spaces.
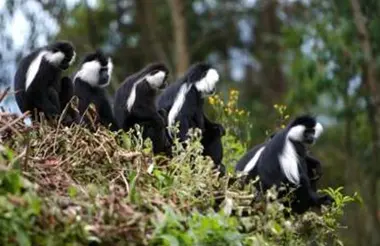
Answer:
xmin=0 ymin=90 xmax=358 ymax=246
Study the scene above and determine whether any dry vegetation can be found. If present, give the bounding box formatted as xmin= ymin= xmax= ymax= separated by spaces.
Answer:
xmin=0 ymin=91 xmax=357 ymax=246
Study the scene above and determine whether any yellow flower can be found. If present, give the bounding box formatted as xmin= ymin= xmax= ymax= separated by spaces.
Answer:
xmin=208 ymin=97 xmax=215 ymax=105
xmin=230 ymin=89 xmax=238 ymax=96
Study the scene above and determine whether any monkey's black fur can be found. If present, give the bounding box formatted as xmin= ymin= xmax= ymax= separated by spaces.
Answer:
xmin=236 ymin=133 xmax=323 ymax=190
xmin=73 ymin=50 xmax=117 ymax=130
xmin=157 ymin=62 xmax=224 ymax=171
xmin=235 ymin=115 xmax=333 ymax=214
xmin=114 ymin=63 xmax=171 ymax=155
xmin=14 ymin=41 xmax=75 ymax=121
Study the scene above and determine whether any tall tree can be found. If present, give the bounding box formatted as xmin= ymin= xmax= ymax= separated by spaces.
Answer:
xmin=167 ymin=0 xmax=190 ymax=77
xmin=135 ymin=0 xmax=172 ymax=72
xmin=350 ymin=0 xmax=380 ymax=243
xmin=246 ymin=0 xmax=286 ymax=106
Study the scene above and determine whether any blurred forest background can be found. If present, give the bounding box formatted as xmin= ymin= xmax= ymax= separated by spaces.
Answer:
xmin=0 ymin=0 xmax=379 ymax=245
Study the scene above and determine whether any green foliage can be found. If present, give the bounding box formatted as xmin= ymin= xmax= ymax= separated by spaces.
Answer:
xmin=0 ymin=169 xmax=40 ymax=246
xmin=2 ymin=0 xmax=378 ymax=243
xmin=151 ymin=208 xmax=242 ymax=246
xmin=222 ymin=131 xmax=247 ymax=173
xmin=0 ymin=147 xmax=91 ymax=246
xmin=0 ymin=120 xmax=357 ymax=246
xmin=207 ymin=89 xmax=252 ymax=144
xmin=206 ymin=89 xmax=252 ymax=172
xmin=0 ymin=92 xmax=358 ymax=245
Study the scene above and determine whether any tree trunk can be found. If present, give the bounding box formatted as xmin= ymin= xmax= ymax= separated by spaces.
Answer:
xmin=83 ymin=0 xmax=97 ymax=49
xmin=135 ymin=0 xmax=153 ymax=62
xmin=167 ymin=0 xmax=190 ymax=78
xmin=350 ymin=1 xmax=380 ymax=244
xmin=245 ymin=0 xmax=286 ymax=107
xmin=136 ymin=0 xmax=172 ymax=72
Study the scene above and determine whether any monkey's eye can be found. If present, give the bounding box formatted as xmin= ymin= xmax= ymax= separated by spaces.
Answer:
xmin=100 ymin=67 xmax=108 ymax=73
xmin=303 ymin=129 xmax=315 ymax=137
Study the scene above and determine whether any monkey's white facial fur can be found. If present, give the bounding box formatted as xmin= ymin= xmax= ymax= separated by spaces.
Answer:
xmin=146 ymin=71 xmax=166 ymax=89
xmin=69 ymin=51 xmax=76 ymax=65
xmin=127 ymin=70 xmax=166 ymax=112
xmin=288 ymin=122 xmax=323 ymax=145
xmin=314 ymin=122 xmax=323 ymax=139
xmin=195 ymin=68 xmax=219 ymax=96
xmin=107 ymin=58 xmax=113 ymax=79
xmin=75 ymin=58 xmax=113 ymax=88
xmin=75 ymin=60 xmax=101 ymax=87
xmin=45 ymin=51 xmax=65 ymax=66
xmin=287 ymin=125 xmax=306 ymax=142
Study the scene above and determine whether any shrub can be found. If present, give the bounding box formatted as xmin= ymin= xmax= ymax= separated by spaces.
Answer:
xmin=0 ymin=93 xmax=358 ymax=245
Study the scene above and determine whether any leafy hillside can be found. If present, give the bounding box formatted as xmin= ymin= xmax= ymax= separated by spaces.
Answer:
xmin=0 ymin=91 xmax=357 ymax=246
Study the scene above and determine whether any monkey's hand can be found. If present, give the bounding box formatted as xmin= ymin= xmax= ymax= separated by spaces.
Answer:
xmin=317 ymin=193 xmax=335 ymax=206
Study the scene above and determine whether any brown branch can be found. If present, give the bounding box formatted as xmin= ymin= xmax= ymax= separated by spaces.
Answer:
xmin=0 ymin=87 xmax=10 ymax=103
xmin=0 ymin=112 xmax=29 ymax=133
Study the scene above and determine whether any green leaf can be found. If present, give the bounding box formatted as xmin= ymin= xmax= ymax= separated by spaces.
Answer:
xmin=160 ymin=234 xmax=180 ymax=246
xmin=15 ymin=226 xmax=31 ymax=246
xmin=272 ymin=221 xmax=283 ymax=235
xmin=68 ymin=185 xmax=78 ymax=198
xmin=3 ymin=170 xmax=23 ymax=194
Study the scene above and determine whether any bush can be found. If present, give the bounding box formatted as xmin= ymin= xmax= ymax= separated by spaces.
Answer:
xmin=0 ymin=92 xmax=358 ymax=245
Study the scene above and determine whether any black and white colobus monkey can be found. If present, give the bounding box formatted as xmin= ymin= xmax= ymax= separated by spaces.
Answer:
xmin=14 ymin=41 xmax=76 ymax=120
xmin=157 ymin=62 xmax=225 ymax=170
xmin=73 ymin=50 xmax=117 ymax=130
xmin=236 ymin=115 xmax=333 ymax=214
xmin=113 ymin=63 xmax=171 ymax=155
xmin=236 ymin=133 xmax=322 ymax=191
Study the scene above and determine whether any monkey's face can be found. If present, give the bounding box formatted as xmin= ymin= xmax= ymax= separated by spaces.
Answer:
xmin=75 ymin=51 xmax=113 ymax=88
xmin=185 ymin=63 xmax=219 ymax=97
xmin=98 ymin=66 xmax=110 ymax=86
xmin=49 ymin=41 xmax=76 ymax=70
xmin=145 ymin=70 xmax=168 ymax=89
xmin=96 ymin=57 xmax=113 ymax=88
xmin=142 ymin=63 xmax=169 ymax=90
xmin=287 ymin=116 xmax=323 ymax=145
xmin=194 ymin=68 xmax=219 ymax=97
